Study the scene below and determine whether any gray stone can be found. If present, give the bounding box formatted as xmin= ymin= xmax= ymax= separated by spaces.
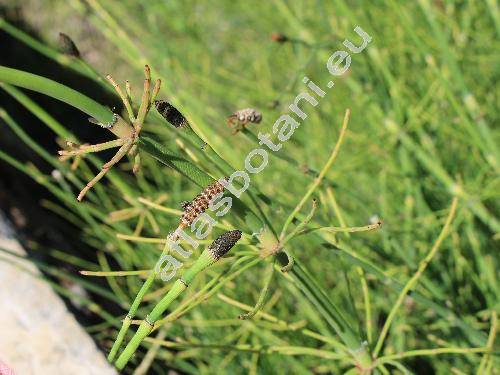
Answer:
xmin=0 ymin=212 xmax=116 ymax=375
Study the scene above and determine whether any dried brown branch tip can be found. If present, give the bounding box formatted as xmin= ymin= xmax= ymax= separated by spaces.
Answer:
xmin=208 ymin=230 xmax=242 ymax=260
xmin=270 ymin=32 xmax=289 ymax=43
xmin=180 ymin=177 xmax=229 ymax=227
xmin=57 ymin=65 xmax=161 ymax=201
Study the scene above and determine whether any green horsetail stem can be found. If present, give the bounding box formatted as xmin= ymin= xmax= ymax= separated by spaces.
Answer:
xmin=108 ymin=224 xmax=201 ymax=362
xmin=0 ymin=66 xmax=133 ymax=139
xmin=107 ymin=271 xmax=157 ymax=362
xmin=109 ymin=178 xmax=227 ymax=361
xmin=114 ymin=230 xmax=242 ymax=370
xmin=108 ymin=185 xmax=224 ymax=362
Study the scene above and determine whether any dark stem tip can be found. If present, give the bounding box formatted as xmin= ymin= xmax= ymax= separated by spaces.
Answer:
xmin=154 ymin=99 xmax=188 ymax=128
xmin=208 ymin=230 xmax=242 ymax=260
xmin=58 ymin=32 xmax=80 ymax=58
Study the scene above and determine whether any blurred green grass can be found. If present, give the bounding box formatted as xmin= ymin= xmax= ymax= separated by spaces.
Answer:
xmin=0 ymin=0 xmax=499 ymax=373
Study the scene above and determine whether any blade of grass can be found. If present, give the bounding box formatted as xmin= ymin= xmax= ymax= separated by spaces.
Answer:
xmin=477 ymin=311 xmax=498 ymax=374
xmin=143 ymin=337 xmax=345 ymax=360
xmin=80 ymin=270 xmax=150 ymax=277
xmin=280 ymin=109 xmax=350 ymax=239
xmin=0 ymin=18 xmax=108 ymax=87
xmin=373 ymin=197 xmax=458 ymax=357
xmin=0 ymin=66 xmax=132 ymax=138
xmin=378 ymin=347 xmax=489 ymax=364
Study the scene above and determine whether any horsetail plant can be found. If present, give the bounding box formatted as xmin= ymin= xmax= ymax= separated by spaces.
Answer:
xmin=59 ymin=65 xmax=160 ymax=201
xmin=107 ymin=177 xmax=230 ymax=362
xmin=114 ymin=230 xmax=243 ymax=369
xmin=0 ymin=64 xmax=163 ymax=201
xmin=148 ymin=101 xmax=375 ymax=369
xmin=0 ymin=66 xmax=375 ymax=371
xmin=2 ymin=7 xmax=499 ymax=372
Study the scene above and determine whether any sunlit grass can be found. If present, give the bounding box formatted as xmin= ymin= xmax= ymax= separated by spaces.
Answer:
xmin=0 ymin=0 xmax=499 ymax=373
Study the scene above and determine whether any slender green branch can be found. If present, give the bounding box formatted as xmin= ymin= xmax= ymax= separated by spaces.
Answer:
xmin=281 ymin=199 xmax=317 ymax=245
xmin=280 ymin=109 xmax=350 ymax=239
xmin=373 ymin=198 xmax=458 ymax=357
xmin=277 ymin=258 xmax=373 ymax=368
xmin=378 ymin=347 xmax=488 ymax=364
xmin=0 ymin=66 xmax=112 ymax=123
xmin=107 ymin=241 xmax=169 ymax=362
xmin=357 ymin=267 xmax=373 ymax=344
xmin=143 ymin=337 xmax=345 ymax=360
xmin=80 ymin=270 xmax=150 ymax=277
xmin=218 ymin=293 xmax=309 ymax=332
xmin=327 ymin=187 xmax=374 ymax=344
xmin=0 ymin=66 xmax=133 ymax=138
xmin=477 ymin=311 xmax=498 ymax=374
xmin=298 ymin=221 xmax=382 ymax=236
xmin=238 ymin=259 xmax=276 ymax=320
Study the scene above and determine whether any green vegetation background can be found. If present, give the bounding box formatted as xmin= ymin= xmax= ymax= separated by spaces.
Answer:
xmin=0 ymin=0 xmax=498 ymax=374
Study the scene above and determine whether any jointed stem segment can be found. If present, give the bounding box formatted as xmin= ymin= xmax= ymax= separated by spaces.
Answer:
xmin=107 ymin=227 xmax=183 ymax=363
xmin=58 ymin=65 xmax=161 ymax=201
xmin=108 ymin=177 xmax=229 ymax=363
xmin=113 ymin=231 xmax=242 ymax=370
xmin=107 ymin=271 xmax=158 ymax=362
